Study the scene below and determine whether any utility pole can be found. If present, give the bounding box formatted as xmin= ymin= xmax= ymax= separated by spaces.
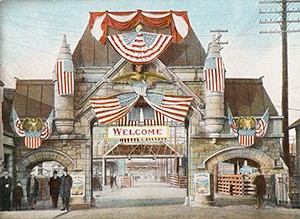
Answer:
xmin=209 ymin=29 xmax=228 ymax=50
xmin=259 ymin=0 xmax=300 ymax=172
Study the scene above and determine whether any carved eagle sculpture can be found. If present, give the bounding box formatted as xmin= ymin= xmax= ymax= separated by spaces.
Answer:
xmin=21 ymin=117 xmax=44 ymax=132
xmin=236 ymin=116 xmax=257 ymax=130
xmin=111 ymin=71 xmax=170 ymax=96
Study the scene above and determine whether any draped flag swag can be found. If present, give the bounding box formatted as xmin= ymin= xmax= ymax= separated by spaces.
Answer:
xmin=227 ymin=106 xmax=269 ymax=147
xmin=107 ymin=30 xmax=173 ymax=64
xmin=89 ymin=10 xmax=191 ymax=45
xmin=12 ymin=108 xmax=54 ymax=149
xmin=90 ymin=93 xmax=193 ymax=125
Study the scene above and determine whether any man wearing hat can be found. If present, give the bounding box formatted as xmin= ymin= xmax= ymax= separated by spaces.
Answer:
xmin=26 ymin=172 xmax=39 ymax=210
xmin=60 ymin=167 xmax=73 ymax=211
xmin=48 ymin=170 xmax=60 ymax=208
xmin=0 ymin=169 xmax=13 ymax=211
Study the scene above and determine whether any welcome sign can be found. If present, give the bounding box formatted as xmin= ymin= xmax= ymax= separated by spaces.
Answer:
xmin=108 ymin=126 xmax=169 ymax=139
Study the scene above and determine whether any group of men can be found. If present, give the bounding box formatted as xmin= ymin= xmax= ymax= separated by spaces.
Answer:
xmin=48 ymin=167 xmax=73 ymax=211
xmin=0 ymin=167 xmax=73 ymax=211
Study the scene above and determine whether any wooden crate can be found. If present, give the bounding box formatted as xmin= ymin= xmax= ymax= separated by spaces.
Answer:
xmin=217 ymin=174 xmax=255 ymax=197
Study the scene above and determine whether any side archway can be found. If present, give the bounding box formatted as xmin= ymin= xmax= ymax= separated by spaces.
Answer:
xmin=204 ymin=147 xmax=275 ymax=173
xmin=16 ymin=147 xmax=76 ymax=173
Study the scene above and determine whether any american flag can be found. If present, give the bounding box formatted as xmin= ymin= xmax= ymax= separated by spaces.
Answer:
xmin=118 ymin=116 xmax=139 ymax=143
xmin=238 ymin=129 xmax=256 ymax=147
xmin=41 ymin=110 xmax=54 ymax=140
xmin=56 ymin=59 xmax=74 ymax=95
xmin=12 ymin=107 xmax=25 ymax=137
xmin=227 ymin=106 xmax=238 ymax=136
xmin=256 ymin=108 xmax=269 ymax=138
xmin=107 ymin=31 xmax=173 ymax=64
xmin=144 ymin=111 xmax=165 ymax=126
xmin=204 ymin=57 xmax=225 ymax=92
xmin=89 ymin=94 xmax=140 ymax=125
xmin=144 ymin=94 xmax=193 ymax=123
xmin=144 ymin=111 xmax=166 ymax=141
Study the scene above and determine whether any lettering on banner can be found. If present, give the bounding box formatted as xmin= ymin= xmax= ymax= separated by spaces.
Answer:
xmin=108 ymin=126 xmax=169 ymax=139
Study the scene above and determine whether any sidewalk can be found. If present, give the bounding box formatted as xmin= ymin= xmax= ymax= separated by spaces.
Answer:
xmin=1 ymin=181 xmax=298 ymax=219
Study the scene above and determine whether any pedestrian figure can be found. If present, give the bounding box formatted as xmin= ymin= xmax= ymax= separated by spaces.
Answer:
xmin=13 ymin=181 xmax=23 ymax=211
xmin=0 ymin=169 xmax=13 ymax=211
xmin=48 ymin=170 xmax=60 ymax=208
xmin=113 ymin=173 xmax=118 ymax=188
xmin=26 ymin=172 xmax=39 ymax=210
xmin=60 ymin=167 xmax=73 ymax=211
xmin=253 ymin=170 xmax=267 ymax=209
xmin=110 ymin=175 xmax=114 ymax=188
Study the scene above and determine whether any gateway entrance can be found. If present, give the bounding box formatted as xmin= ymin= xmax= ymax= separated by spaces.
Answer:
xmin=92 ymin=119 xmax=188 ymax=199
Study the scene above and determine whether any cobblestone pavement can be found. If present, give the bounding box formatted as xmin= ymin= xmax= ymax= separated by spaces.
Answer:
xmin=0 ymin=180 xmax=299 ymax=219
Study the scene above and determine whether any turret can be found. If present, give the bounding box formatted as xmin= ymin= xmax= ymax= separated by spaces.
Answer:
xmin=204 ymin=34 xmax=225 ymax=135
xmin=54 ymin=35 xmax=75 ymax=137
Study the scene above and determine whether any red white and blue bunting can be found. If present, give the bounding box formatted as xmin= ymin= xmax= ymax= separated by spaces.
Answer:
xmin=107 ymin=31 xmax=173 ymax=64
xmin=227 ymin=106 xmax=269 ymax=147
xmin=89 ymin=10 xmax=191 ymax=45
xmin=89 ymin=92 xmax=192 ymax=125
xmin=12 ymin=108 xmax=54 ymax=149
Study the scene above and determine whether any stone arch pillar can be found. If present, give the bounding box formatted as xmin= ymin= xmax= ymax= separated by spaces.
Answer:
xmin=203 ymin=147 xmax=275 ymax=173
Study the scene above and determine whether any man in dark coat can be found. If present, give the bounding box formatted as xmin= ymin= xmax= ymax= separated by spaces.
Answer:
xmin=13 ymin=181 xmax=24 ymax=211
xmin=26 ymin=172 xmax=39 ymax=210
xmin=0 ymin=169 xmax=13 ymax=211
xmin=60 ymin=167 xmax=73 ymax=211
xmin=253 ymin=170 xmax=267 ymax=209
xmin=48 ymin=170 xmax=60 ymax=208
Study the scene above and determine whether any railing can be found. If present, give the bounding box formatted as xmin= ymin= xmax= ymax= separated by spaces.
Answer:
xmin=170 ymin=173 xmax=187 ymax=188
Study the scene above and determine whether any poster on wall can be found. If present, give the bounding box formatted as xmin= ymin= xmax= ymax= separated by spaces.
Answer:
xmin=194 ymin=173 xmax=210 ymax=195
xmin=71 ymin=175 xmax=85 ymax=197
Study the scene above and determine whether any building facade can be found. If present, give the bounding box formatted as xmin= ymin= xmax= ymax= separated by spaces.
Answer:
xmin=3 ymin=10 xmax=290 ymax=207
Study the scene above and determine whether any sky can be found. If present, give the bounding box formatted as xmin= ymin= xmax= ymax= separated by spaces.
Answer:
xmin=0 ymin=0 xmax=299 ymax=132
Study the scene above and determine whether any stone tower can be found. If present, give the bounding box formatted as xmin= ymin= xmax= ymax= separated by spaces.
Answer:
xmin=204 ymin=34 xmax=225 ymax=136
xmin=54 ymin=35 xmax=75 ymax=139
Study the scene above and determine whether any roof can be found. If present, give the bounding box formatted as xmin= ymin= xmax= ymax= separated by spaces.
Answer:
xmin=72 ymin=25 xmax=206 ymax=68
xmin=104 ymin=142 xmax=179 ymax=159
xmin=12 ymin=80 xmax=54 ymax=119
xmin=224 ymin=78 xmax=278 ymax=117
xmin=290 ymin=119 xmax=300 ymax=129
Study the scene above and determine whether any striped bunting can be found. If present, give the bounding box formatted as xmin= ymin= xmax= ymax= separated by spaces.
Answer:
xmin=144 ymin=111 xmax=166 ymax=141
xmin=144 ymin=95 xmax=193 ymax=122
xmin=204 ymin=57 xmax=225 ymax=92
xmin=107 ymin=31 xmax=173 ymax=64
xmin=56 ymin=60 xmax=74 ymax=95
xmin=89 ymin=95 xmax=140 ymax=125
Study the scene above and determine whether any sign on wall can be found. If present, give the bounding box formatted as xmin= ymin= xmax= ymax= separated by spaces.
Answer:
xmin=194 ymin=173 xmax=211 ymax=195
xmin=71 ymin=175 xmax=85 ymax=197
xmin=108 ymin=126 xmax=169 ymax=139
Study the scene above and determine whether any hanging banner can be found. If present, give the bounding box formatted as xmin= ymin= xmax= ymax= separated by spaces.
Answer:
xmin=108 ymin=126 xmax=169 ymax=139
